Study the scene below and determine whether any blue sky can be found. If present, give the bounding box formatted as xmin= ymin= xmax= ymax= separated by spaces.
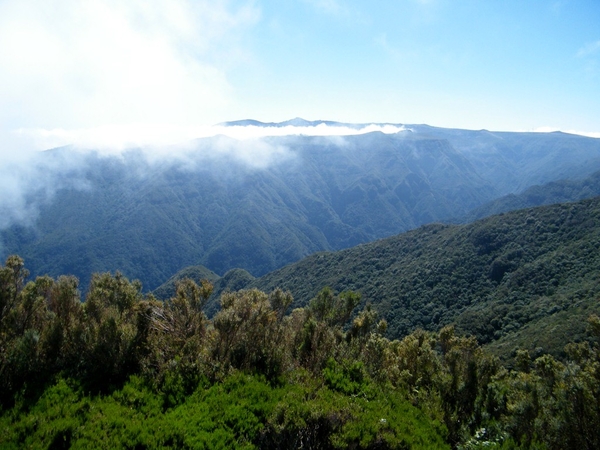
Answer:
xmin=239 ymin=0 xmax=599 ymax=131
xmin=0 ymin=0 xmax=598 ymax=153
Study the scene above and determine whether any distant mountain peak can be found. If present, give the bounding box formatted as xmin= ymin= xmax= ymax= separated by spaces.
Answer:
xmin=218 ymin=119 xmax=269 ymax=127
xmin=280 ymin=117 xmax=314 ymax=126
xmin=218 ymin=118 xmax=358 ymax=128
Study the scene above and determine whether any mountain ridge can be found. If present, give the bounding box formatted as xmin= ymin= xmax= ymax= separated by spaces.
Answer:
xmin=156 ymin=195 xmax=600 ymax=360
xmin=3 ymin=122 xmax=600 ymax=291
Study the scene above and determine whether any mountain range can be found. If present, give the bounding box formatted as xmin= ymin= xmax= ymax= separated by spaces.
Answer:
xmin=2 ymin=120 xmax=600 ymax=292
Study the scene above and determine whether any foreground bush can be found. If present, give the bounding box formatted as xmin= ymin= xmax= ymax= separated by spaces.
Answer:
xmin=2 ymin=256 xmax=600 ymax=448
xmin=0 ymin=372 xmax=449 ymax=449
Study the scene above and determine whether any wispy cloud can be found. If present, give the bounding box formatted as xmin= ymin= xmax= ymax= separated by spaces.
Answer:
xmin=577 ymin=40 xmax=600 ymax=58
xmin=374 ymin=33 xmax=411 ymax=62
xmin=0 ymin=150 xmax=93 ymax=231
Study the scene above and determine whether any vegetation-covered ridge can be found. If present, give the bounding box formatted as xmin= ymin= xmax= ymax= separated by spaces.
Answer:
xmin=3 ymin=256 xmax=600 ymax=448
xmin=465 ymin=169 xmax=600 ymax=222
xmin=5 ymin=126 xmax=600 ymax=291
xmin=186 ymin=195 xmax=600 ymax=361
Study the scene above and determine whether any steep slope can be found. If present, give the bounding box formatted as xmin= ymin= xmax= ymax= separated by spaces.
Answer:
xmin=1 ymin=130 xmax=496 ymax=290
xmin=411 ymin=127 xmax=600 ymax=194
xmin=3 ymin=123 xmax=600 ymax=292
xmin=243 ymin=197 xmax=600 ymax=359
xmin=465 ymin=169 xmax=600 ymax=220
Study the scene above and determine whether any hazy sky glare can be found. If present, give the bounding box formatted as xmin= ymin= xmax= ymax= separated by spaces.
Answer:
xmin=0 ymin=0 xmax=599 ymax=153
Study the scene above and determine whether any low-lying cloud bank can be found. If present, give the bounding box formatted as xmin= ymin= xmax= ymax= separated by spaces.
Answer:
xmin=13 ymin=122 xmax=409 ymax=153
xmin=4 ymin=119 xmax=598 ymax=237
xmin=0 ymin=122 xmax=408 ymax=234
xmin=0 ymin=150 xmax=92 ymax=232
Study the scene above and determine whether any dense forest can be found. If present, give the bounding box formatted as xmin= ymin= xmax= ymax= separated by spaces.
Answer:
xmin=155 ymin=197 xmax=600 ymax=364
xmin=2 ymin=255 xmax=600 ymax=448
xmin=4 ymin=125 xmax=600 ymax=292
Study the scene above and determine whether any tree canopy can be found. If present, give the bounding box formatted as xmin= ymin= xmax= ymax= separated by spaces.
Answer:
xmin=2 ymin=257 xmax=600 ymax=448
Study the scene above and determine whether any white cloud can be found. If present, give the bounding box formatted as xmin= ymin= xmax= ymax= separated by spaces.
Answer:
xmin=13 ymin=122 xmax=408 ymax=152
xmin=0 ymin=0 xmax=259 ymax=151
xmin=0 ymin=149 xmax=93 ymax=231
xmin=0 ymin=122 xmax=408 ymax=233
xmin=211 ymin=123 xmax=408 ymax=139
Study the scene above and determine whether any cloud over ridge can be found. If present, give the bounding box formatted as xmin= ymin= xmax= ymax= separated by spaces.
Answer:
xmin=12 ymin=122 xmax=408 ymax=153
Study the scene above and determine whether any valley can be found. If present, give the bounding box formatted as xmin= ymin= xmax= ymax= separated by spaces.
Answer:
xmin=3 ymin=123 xmax=600 ymax=449
xmin=157 ymin=195 xmax=600 ymax=362
xmin=3 ymin=122 xmax=600 ymax=293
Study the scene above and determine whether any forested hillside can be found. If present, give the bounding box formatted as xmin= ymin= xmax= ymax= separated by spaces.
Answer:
xmin=2 ymin=256 xmax=600 ymax=448
xmin=3 ymin=123 xmax=600 ymax=291
xmin=466 ymin=169 xmax=600 ymax=221
xmin=158 ymin=196 xmax=600 ymax=361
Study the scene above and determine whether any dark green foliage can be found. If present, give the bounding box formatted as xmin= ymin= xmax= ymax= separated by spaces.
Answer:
xmin=249 ymin=196 xmax=600 ymax=361
xmin=211 ymin=289 xmax=287 ymax=380
xmin=309 ymin=287 xmax=361 ymax=326
xmin=204 ymin=268 xmax=257 ymax=317
xmin=0 ymin=262 xmax=451 ymax=448
xmin=0 ymin=372 xmax=450 ymax=450
xmin=151 ymin=265 xmax=220 ymax=300
xmin=323 ymin=358 xmax=368 ymax=396
xmin=0 ymin=255 xmax=28 ymax=321
xmin=4 ymin=255 xmax=600 ymax=448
